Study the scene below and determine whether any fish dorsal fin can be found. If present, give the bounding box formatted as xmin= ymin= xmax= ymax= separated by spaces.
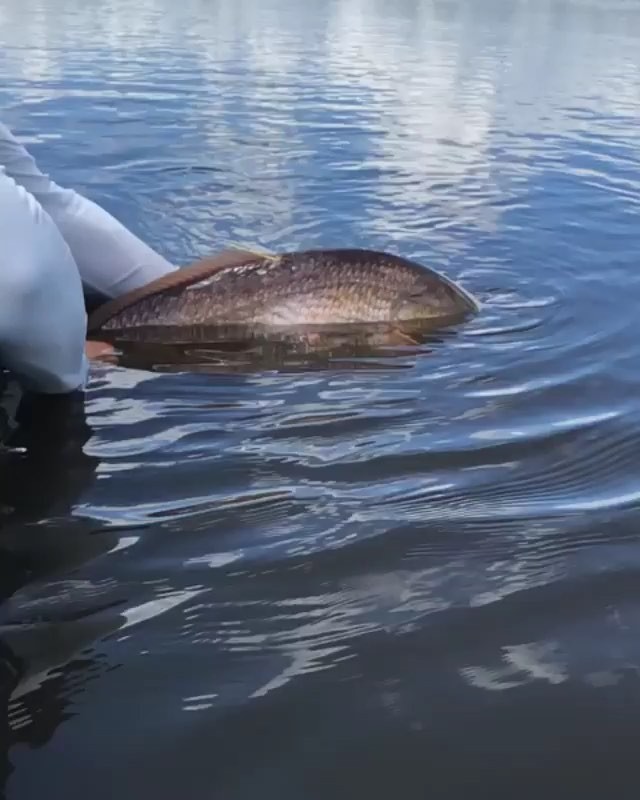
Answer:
xmin=87 ymin=248 xmax=263 ymax=333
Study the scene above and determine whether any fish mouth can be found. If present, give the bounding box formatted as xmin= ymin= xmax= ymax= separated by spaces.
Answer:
xmin=435 ymin=270 xmax=481 ymax=313
xmin=455 ymin=281 xmax=481 ymax=312
xmin=396 ymin=271 xmax=481 ymax=322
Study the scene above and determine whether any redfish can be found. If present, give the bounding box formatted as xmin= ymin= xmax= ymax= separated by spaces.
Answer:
xmin=89 ymin=248 xmax=479 ymax=341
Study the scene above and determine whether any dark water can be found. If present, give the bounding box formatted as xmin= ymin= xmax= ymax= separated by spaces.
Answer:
xmin=2 ymin=0 xmax=640 ymax=796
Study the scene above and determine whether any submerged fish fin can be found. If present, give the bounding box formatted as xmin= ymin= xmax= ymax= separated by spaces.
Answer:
xmin=386 ymin=328 xmax=421 ymax=346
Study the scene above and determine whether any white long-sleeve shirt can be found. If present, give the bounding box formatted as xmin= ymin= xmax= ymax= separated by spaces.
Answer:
xmin=0 ymin=122 xmax=177 ymax=300
xmin=0 ymin=122 xmax=178 ymax=395
xmin=0 ymin=168 xmax=89 ymax=393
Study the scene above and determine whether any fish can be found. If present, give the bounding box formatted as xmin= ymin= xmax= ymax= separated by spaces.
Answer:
xmin=88 ymin=248 xmax=479 ymax=353
xmin=86 ymin=246 xmax=480 ymax=372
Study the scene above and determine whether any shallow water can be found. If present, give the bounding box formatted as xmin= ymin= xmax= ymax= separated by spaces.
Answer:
xmin=2 ymin=0 xmax=640 ymax=796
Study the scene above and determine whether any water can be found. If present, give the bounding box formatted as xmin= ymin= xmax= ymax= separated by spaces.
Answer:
xmin=2 ymin=0 xmax=640 ymax=796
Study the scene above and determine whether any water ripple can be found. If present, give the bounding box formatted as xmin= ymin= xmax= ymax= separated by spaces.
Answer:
xmin=4 ymin=0 xmax=640 ymax=796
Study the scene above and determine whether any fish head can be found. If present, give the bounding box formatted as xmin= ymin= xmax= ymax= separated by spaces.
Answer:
xmin=391 ymin=272 xmax=480 ymax=322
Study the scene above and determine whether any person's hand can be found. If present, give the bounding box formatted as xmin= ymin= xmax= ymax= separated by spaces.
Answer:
xmin=85 ymin=340 xmax=117 ymax=362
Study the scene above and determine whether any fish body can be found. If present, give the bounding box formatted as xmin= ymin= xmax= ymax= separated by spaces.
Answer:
xmin=91 ymin=248 xmax=479 ymax=339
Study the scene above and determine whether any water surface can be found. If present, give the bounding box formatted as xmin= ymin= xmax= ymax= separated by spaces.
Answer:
xmin=2 ymin=0 xmax=640 ymax=797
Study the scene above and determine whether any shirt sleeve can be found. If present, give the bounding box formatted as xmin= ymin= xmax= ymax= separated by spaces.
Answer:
xmin=0 ymin=169 xmax=89 ymax=394
xmin=0 ymin=121 xmax=177 ymax=300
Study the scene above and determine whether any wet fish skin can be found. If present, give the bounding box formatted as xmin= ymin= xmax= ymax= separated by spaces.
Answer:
xmin=97 ymin=248 xmax=479 ymax=332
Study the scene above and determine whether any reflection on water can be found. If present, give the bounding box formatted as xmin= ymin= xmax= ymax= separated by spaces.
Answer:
xmin=3 ymin=0 xmax=640 ymax=797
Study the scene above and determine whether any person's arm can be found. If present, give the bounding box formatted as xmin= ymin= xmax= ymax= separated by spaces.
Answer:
xmin=0 ymin=169 xmax=88 ymax=398
xmin=0 ymin=122 xmax=177 ymax=301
